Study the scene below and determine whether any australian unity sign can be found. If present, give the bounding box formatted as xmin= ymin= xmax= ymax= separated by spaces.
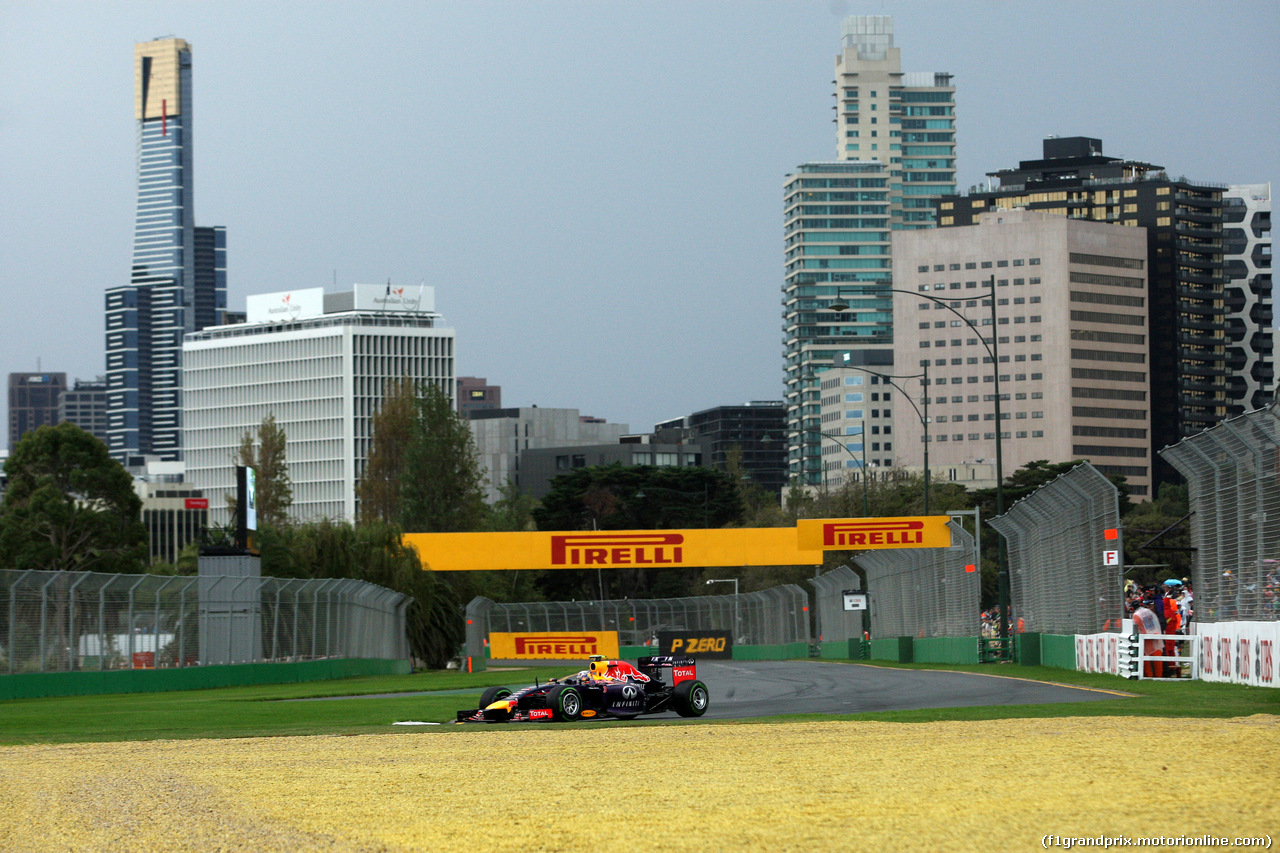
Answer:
xmin=403 ymin=516 xmax=952 ymax=572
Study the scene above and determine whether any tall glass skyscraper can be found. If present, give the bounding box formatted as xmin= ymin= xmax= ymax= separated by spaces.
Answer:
xmin=783 ymin=16 xmax=956 ymax=486
xmin=106 ymin=37 xmax=226 ymax=463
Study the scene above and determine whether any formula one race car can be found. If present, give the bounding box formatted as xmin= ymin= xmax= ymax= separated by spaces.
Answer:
xmin=456 ymin=654 xmax=709 ymax=723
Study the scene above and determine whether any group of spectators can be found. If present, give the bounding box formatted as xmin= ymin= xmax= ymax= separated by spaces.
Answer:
xmin=978 ymin=607 xmax=1024 ymax=638
xmin=1125 ymin=579 xmax=1194 ymax=678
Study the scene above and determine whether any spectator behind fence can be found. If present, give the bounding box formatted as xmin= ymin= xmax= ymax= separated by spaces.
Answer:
xmin=1161 ymin=580 xmax=1183 ymax=678
xmin=1131 ymin=594 xmax=1161 ymax=679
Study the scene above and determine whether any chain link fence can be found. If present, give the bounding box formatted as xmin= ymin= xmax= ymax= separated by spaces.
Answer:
xmin=464 ymin=585 xmax=811 ymax=661
xmin=988 ymin=461 xmax=1124 ymax=635
xmin=810 ymin=565 xmax=863 ymax=644
xmin=1161 ymin=405 xmax=1280 ymax=623
xmin=851 ymin=519 xmax=980 ymax=639
xmin=1 ymin=569 xmax=410 ymax=674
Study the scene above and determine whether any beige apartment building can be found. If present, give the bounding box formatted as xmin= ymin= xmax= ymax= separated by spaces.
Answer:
xmin=890 ymin=209 xmax=1153 ymax=497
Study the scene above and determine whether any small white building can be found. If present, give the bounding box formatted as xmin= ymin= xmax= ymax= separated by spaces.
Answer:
xmin=182 ymin=284 xmax=455 ymax=524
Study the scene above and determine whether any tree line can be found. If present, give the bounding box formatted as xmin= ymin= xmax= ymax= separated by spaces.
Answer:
xmin=0 ymin=380 xmax=1191 ymax=666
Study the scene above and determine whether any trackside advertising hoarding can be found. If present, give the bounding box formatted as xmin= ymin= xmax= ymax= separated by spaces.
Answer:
xmin=796 ymin=516 xmax=952 ymax=550
xmin=657 ymin=631 xmax=732 ymax=659
xmin=404 ymin=527 xmax=824 ymax=572
xmin=490 ymin=632 xmax=620 ymax=660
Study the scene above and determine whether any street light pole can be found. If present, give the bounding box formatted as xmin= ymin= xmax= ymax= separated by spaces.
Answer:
xmin=988 ymin=274 xmax=1010 ymax=642
xmin=860 ymin=420 xmax=869 ymax=517
xmin=706 ymin=578 xmax=739 ymax=640
xmin=796 ymin=427 xmax=869 ymax=515
xmin=833 ymin=277 xmax=1009 ymax=640
xmin=833 ymin=359 xmax=931 ymax=514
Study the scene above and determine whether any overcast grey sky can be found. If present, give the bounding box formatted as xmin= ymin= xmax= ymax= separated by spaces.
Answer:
xmin=2 ymin=1 xmax=1277 ymax=450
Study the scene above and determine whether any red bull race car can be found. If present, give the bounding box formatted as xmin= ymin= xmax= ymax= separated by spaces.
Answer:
xmin=456 ymin=654 xmax=709 ymax=723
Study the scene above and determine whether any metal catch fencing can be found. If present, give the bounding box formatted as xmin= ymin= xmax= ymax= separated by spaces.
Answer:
xmin=988 ymin=461 xmax=1124 ymax=635
xmin=1161 ymin=405 xmax=1280 ymax=623
xmin=851 ymin=518 xmax=981 ymax=639
xmin=1 ymin=569 xmax=410 ymax=674
xmin=810 ymin=565 xmax=864 ymax=644
xmin=464 ymin=585 xmax=811 ymax=661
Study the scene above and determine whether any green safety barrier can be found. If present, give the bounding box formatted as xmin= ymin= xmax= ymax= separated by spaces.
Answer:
xmin=913 ymin=636 xmax=980 ymax=665
xmin=1037 ymin=634 xmax=1077 ymax=670
xmin=0 ymin=658 xmax=411 ymax=701
xmin=870 ymin=637 xmax=914 ymax=663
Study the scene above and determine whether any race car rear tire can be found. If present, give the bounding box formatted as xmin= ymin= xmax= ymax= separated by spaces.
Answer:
xmin=479 ymin=686 xmax=512 ymax=708
xmin=547 ymin=685 xmax=583 ymax=722
xmin=673 ymin=679 xmax=709 ymax=717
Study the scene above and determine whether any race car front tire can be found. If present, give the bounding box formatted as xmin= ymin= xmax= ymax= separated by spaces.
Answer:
xmin=479 ymin=686 xmax=512 ymax=708
xmin=547 ymin=685 xmax=583 ymax=722
xmin=673 ymin=679 xmax=709 ymax=717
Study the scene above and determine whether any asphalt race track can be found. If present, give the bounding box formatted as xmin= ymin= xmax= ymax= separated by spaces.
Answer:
xmin=308 ymin=659 xmax=1128 ymax=718
xmin=693 ymin=660 xmax=1124 ymax=718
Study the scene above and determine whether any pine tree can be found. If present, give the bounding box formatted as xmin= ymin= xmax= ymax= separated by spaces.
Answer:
xmin=231 ymin=414 xmax=293 ymax=528
xmin=356 ymin=377 xmax=417 ymax=524
xmin=399 ymin=383 xmax=487 ymax=533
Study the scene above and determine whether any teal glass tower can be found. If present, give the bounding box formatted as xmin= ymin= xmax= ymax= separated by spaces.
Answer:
xmin=106 ymin=38 xmax=226 ymax=462
xmin=783 ymin=16 xmax=957 ymax=486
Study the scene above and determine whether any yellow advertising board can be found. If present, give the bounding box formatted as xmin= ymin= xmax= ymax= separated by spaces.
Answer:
xmin=404 ymin=527 xmax=823 ymax=572
xmin=796 ymin=516 xmax=953 ymax=550
xmin=489 ymin=631 xmax=620 ymax=660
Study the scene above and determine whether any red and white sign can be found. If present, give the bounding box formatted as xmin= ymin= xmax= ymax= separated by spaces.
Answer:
xmin=1103 ymin=550 xmax=1120 ymax=566
xmin=246 ymin=287 xmax=324 ymax=324
xmin=185 ymin=498 xmax=209 ymax=510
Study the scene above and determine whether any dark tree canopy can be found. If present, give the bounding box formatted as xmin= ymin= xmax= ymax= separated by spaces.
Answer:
xmin=1122 ymin=482 xmax=1192 ymax=586
xmin=531 ymin=464 xmax=746 ymax=600
xmin=258 ymin=518 xmax=462 ymax=667
xmin=533 ymin=464 xmax=745 ymax=532
xmin=356 ymin=377 xmax=417 ymax=525
xmin=395 ymin=383 xmax=487 ymax=533
xmin=0 ymin=422 xmax=148 ymax=573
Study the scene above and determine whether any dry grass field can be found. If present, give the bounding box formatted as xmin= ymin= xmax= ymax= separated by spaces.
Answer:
xmin=1 ymin=714 xmax=1275 ymax=852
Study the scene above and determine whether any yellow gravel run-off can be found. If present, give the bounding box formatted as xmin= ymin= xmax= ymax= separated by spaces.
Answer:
xmin=1 ymin=715 xmax=1275 ymax=852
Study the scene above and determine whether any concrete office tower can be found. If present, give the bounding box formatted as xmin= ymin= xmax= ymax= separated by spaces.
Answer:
xmin=784 ymin=17 xmax=958 ymax=486
xmin=469 ymin=408 xmax=628 ymax=503
xmin=182 ymin=285 xmax=455 ymax=524
xmin=656 ymin=402 xmax=788 ymax=495
xmin=106 ymin=38 xmax=227 ymax=464
xmin=892 ymin=210 xmax=1153 ymax=497
xmin=8 ymin=373 xmax=67 ymax=447
xmin=457 ymin=376 xmax=502 ymax=417
xmin=59 ymin=377 xmax=110 ymax=445
xmin=939 ymin=137 xmax=1240 ymax=485
xmin=834 ymin=15 xmax=957 ymax=229
xmin=1222 ymin=184 xmax=1274 ymax=412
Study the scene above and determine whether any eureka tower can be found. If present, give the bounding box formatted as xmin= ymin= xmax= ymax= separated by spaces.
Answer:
xmin=106 ymin=37 xmax=226 ymax=463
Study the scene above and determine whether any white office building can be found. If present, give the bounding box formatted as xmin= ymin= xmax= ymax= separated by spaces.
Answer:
xmin=183 ymin=284 xmax=454 ymax=524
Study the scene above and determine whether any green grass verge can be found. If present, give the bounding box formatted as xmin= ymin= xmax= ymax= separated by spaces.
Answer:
xmin=0 ymin=661 xmax=1274 ymax=746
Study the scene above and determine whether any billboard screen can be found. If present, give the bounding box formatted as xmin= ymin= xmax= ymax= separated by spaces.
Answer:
xmin=246 ymin=287 xmax=325 ymax=323
xmin=353 ymin=283 xmax=434 ymax=313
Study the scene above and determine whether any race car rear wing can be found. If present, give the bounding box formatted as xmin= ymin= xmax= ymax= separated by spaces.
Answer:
xmin=636 ymin=655 xmax=697 ymax=685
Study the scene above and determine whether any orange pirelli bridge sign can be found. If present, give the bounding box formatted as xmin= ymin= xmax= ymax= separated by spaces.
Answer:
xmin=403 ymin=516 xmax=952 ymax=572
